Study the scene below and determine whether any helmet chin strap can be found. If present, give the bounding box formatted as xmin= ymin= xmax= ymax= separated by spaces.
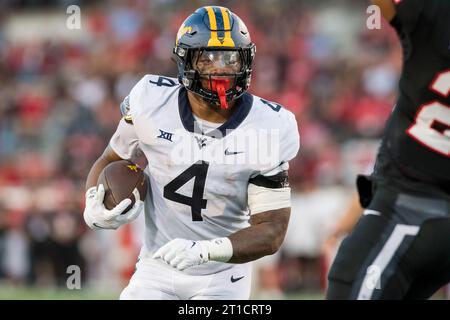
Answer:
xmin=210 ymin=78 xmax=230 ymax=109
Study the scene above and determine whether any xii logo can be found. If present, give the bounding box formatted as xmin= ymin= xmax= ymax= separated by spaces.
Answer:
xmin=157 ymin=129 xmax=174 ymax=142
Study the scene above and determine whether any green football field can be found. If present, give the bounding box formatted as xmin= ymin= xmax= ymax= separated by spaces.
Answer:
xmin=0 ymin=285 xmax=446 ymax=300
xmin=0 ymin=285 xmax=324 ymax=300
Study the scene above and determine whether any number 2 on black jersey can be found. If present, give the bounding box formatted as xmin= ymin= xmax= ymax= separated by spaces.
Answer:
xmin=407 ymin=70 xmax=450 ymax=157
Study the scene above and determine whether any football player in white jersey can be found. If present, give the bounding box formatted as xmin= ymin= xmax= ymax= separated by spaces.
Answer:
xmin=83 ymin=6 xmax=300 ymax=300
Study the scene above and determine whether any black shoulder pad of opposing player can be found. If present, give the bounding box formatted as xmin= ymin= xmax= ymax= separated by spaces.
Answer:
xmin=120 ymin=95 xmax=133 ymax=124
xmin=249 ymin=170 xmax=289 ymax=189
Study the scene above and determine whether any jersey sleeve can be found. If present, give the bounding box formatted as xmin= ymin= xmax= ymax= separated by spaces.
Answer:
xmin=109 ymin=77 xmax=147 ymax=160
xmin=249 ymin=110 xmax=300 ymax=187
xmin=109 ymin=117 xmax=140 ymax=160
xmin=391 ymin=0 xmax=425 ymax=34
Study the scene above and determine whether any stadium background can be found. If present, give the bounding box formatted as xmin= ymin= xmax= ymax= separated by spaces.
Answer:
xmin=0 ymin=0 xmax=442 ymax=299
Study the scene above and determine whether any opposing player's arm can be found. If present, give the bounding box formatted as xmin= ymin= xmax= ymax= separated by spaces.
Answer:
xmin=373 ymin=0 xmax=424 ymax=34
xmin=371 ymin=0 xmax=396 ymax=22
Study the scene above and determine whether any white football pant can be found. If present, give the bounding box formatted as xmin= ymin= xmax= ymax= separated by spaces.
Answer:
xmin=120 ymin=250 xmax=252 ymax=300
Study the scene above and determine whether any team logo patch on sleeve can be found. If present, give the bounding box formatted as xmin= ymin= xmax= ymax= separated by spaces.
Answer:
xmin=120 ymin=95 xmax=133 ymax=124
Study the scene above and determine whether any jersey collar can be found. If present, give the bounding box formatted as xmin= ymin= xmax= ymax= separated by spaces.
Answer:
xmin=178 ymin=87 xmax=253 ymax=138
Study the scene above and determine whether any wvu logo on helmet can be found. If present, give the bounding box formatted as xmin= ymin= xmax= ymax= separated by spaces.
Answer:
xmin=176 ymin=25 xmax=193 ymax=45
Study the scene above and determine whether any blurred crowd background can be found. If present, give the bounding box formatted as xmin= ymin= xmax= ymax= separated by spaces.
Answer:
xmin=0 ymin=0 xmax=408 ymax=298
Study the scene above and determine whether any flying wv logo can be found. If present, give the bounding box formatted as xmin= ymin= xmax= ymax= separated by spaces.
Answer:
xmin=195 ymin=136 xmax=208 ymax=149
xmin=157 ymin=129 xmax=174 ymax=142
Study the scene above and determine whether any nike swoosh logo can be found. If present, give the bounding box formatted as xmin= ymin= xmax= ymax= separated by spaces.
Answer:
xmin=230 ymin=275 xmax=245 ymax=283
xmin=363 ymin=209 xmax=381 ymax=216
xmin=225 ymin=148 xmax=244 ymax=156
xmin=93 ymin=222 xmax=109 ymax=229
xmin=191 ymin=241 xmax=196 ymax=248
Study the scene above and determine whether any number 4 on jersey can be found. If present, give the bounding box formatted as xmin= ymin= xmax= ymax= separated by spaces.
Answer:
xmin=407 ymin=70 xmax=450 ymax=157
xmin=163 ymin=161 xmax=209 ymax=221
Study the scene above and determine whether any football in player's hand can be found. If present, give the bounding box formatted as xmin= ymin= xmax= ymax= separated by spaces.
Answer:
xmin=97 ymin=160 xmax=147 ymax=214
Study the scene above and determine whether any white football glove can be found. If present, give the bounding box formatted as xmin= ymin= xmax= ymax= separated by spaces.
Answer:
xmin=152 ymin=237 xmax=233 ymax=271
xmin=83 ymin=184 xmax=143 ymax=230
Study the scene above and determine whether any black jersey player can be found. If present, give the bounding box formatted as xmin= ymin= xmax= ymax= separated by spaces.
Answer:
xmin=327 ymin=0 xmax=450 ymax=299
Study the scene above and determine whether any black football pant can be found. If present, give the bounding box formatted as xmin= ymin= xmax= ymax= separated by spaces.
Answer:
xmin=326 ymin=187 xmax=450 ymax=300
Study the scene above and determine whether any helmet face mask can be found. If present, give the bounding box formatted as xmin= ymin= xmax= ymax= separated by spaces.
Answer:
xmin=174 ymin=6 xmax=256 ymax=109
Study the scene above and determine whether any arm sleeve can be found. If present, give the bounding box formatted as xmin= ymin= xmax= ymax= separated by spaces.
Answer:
xmin=109 ymin=92 xmax=140 ymax=160
xmin=109 ymin=76 xmax=149 ymax=160
xmin=109 ymin=118 xmax=140 ymax=160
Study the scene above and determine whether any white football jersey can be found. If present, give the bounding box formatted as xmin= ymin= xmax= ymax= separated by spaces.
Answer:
xmin=110 ymin=74 xmax=300 ymax=275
